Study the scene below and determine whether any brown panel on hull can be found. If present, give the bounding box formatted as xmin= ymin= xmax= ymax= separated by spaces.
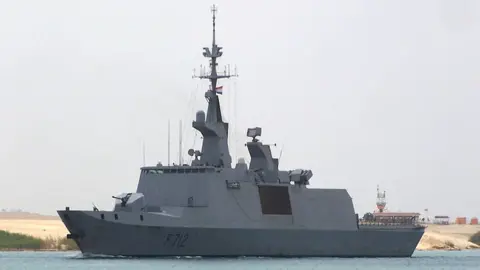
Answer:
xmin=258 ymin=185 xmax=292 ymax=215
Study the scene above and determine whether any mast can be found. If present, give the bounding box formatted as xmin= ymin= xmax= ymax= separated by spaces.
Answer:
xmin=167 ymin=120 xmax=171 ymax=165
xmin=192 ymin=4 xmax=238 ymax=110
xmin=376 ymin=185 xmax=387 ymax=213
xmin=179 ymin=120 xmax=183 ymax=165
xmin=142 ymin=141 xmax=146 ymax=166
xmin=191 ymin=5 xmax=238 ymax=168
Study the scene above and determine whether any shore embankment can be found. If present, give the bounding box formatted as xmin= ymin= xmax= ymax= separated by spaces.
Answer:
xmin=0 ymin=212 xmax=75 ymax=251
xmin=417 ymin=224 xmax=480 ymax=250
xmin=0 ymin=213 xmax=68 ymax=240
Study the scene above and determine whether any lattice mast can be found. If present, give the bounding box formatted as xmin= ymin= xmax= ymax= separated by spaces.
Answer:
xmin=376 ymin=185 xmax=387 ymax=213
xmin=193 ymin=5 xmax=238 ymax=109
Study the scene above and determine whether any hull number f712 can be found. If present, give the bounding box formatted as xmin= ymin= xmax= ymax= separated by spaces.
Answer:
xmin=163 ymin=233 xmax=189 ymax=248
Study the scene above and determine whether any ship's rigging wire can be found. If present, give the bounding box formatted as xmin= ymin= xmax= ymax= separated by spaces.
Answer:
xmin=183 ymin=82 xmax=200 ymax=163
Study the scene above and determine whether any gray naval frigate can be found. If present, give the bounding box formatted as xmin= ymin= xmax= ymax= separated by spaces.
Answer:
xmin=58 ymin=5 xmax=425 ymax=257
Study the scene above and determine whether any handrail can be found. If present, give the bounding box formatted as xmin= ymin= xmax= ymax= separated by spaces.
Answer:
xmin=358 ymin=221 xmax=426 ymax=228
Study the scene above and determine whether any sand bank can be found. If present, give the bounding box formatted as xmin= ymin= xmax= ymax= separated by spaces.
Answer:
xmin=0 ymin=212 xmax=67 ymax=239
xmin=417 ymin=224 xmax=480 ymax=250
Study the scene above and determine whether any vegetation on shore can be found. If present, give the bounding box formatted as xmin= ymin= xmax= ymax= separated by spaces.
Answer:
xmin=0 ymin=230 xmax=78 ymax=251
xmin=469 ymin=231 xmax=480 ymax=245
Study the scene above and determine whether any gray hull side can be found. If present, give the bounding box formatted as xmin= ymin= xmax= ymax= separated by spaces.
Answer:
xmin=59 ymin=211 xmax=424 ymax=257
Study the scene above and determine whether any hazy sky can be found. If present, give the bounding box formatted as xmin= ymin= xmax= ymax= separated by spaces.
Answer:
xmin=0 ymin=0 xmax=479 ymax=218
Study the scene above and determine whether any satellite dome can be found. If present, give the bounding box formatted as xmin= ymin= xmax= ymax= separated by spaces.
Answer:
xmin=196 ymin=110 xmax=206 ymax=123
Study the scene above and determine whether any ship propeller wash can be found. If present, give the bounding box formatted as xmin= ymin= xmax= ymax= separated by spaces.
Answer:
xmin=58 ymin=5 xmax=425 ymax=257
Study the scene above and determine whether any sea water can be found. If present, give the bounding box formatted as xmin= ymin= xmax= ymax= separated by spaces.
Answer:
xmin=1 ymin=250 xmax=480 ymax=270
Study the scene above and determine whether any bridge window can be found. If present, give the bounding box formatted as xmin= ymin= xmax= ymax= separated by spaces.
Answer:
xmin=144 ymin=169 xmax=164 ymax=174
xmin=142 ymin=168 xmax=214 ymax=174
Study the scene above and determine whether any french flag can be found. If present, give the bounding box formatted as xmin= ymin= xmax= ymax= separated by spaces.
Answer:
xmin=215 ymin=85 xmax=223 ymax=95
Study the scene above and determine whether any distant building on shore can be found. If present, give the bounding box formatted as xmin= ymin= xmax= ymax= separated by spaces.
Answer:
xmin=433 ymin=215 xmax=450 ymax=225
xmin=471 ymin=217 xmax=478 ymax=225
xmin=456 ymin=217 xmax=467 ymax=224
xmin=363 ymin=185 xmax=421 ymax=224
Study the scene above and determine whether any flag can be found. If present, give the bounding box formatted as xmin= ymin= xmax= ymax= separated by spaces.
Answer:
xmin=215 ymin=85 xmax=223 ymax=95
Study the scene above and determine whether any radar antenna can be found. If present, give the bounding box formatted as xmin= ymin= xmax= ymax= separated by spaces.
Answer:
xmin=190 ymin=5 xmax=238 ymax=168
xmin=192 ymin=4 xmax=238 ymax=106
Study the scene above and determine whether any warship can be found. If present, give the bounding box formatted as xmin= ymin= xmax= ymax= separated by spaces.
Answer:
xmin=58 ymin=5 xmax=425 ymax=257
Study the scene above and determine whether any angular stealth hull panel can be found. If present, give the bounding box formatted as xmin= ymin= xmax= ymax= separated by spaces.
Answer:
xmin=59 ymin=210 xmax=424 ymax=257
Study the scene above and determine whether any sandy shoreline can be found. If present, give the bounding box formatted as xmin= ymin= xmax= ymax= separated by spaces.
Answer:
xmin=418 ymin=224 xmax=480 ymax=250
xmin=0 ymin=219 xmax=68 ymax=240
xmin=1 ymin=213 xmax=479 ymax=251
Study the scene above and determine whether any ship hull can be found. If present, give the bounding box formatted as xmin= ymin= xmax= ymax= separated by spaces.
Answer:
xmin=58 ymin=210 xmax=424 ymax=258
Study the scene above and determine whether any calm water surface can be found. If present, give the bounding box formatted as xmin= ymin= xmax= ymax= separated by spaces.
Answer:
xmin=1 ymin=250 xmax=480 ymax=270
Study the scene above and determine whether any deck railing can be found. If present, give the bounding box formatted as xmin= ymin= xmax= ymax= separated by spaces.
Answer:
xmin=358 ymin=220 xmax=427 ymax=228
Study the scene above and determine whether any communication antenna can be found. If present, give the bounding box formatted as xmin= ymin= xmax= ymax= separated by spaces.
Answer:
xmin=278 ymin=143 xmax=285 ymax=161
xmin=189 ymin=4 xmax=238 ymax=168
xmin=167 ymin=120 xmax=171 ymax=165
xmin=179 ymin=120 xmax=183 ymax=165
xmin=142 ymin=141 xmax=146 ymax=166
xmin=234 ymin=81 xmax=238 ymax=162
